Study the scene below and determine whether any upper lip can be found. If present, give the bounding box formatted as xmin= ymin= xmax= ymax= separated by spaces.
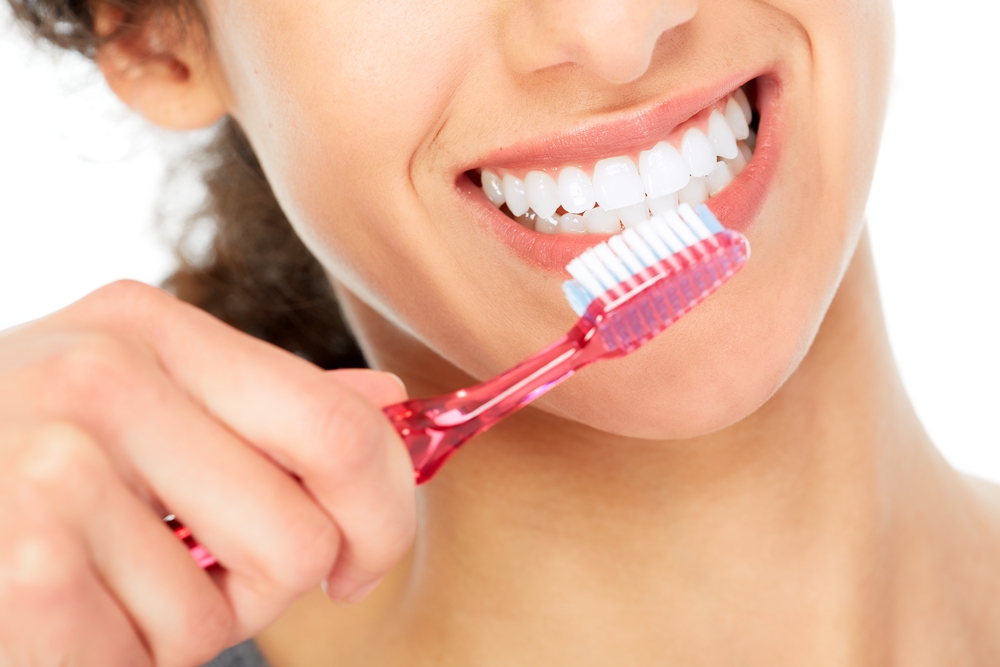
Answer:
xmin=466 ymin=68 xmax=766 ymax=173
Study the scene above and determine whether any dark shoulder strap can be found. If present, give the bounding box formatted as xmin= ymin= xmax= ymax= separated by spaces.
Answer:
xmin=201 ymin=641 xmax=270 ymax=667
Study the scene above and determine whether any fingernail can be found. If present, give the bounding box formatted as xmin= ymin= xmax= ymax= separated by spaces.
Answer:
xmin=386 ymin=373 xmax=407 ymax=395
xmin=344 ymin=577 xmax=384 ymax=605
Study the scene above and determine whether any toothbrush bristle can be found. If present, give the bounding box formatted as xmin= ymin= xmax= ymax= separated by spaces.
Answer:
xmin=562 ymin=203 xmax=748 ymax=352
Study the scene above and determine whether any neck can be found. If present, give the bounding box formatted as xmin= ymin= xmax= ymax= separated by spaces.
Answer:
xmin=260 ymin=230 xmax=1000 ymax=666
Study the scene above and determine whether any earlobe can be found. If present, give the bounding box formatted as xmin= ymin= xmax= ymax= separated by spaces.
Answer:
xmin=91 ymin=1 xmax=228 ymax=130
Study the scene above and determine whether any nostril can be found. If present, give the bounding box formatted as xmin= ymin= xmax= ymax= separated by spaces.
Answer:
xmin=500 ymin=0 xmax=698 ymax=83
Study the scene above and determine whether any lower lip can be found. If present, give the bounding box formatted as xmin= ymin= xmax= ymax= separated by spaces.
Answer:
xmin=458 ymin=74 xmax=784 ymax=274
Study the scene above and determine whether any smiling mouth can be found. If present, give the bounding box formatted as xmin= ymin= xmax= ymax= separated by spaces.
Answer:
xmin=469 ymin=84 xmax=759 ymax=236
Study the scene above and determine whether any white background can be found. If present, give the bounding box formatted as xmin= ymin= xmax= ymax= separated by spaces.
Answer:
xmin=1 ymin=3 xmax=998 ymax=480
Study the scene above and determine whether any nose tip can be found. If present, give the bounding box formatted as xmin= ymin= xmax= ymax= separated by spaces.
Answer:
xmin=502 ymin=0 xmax=699 ymax=85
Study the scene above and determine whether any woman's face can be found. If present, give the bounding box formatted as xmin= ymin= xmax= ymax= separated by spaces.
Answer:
xmin=202 ymin=0 xmax=893 ymax=438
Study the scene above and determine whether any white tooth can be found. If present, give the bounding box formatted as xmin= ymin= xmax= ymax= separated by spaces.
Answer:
xmin=592 ymin=156 xmax=646 ymax=210
xmin=502 ymin=174 xmax=529 ymax=217
xmin=738 ymin=140 xmax=753 ymax=163
xmin=557 ymin=167 xmax=596 ymax=214
xmin=724 ymin=149 xmax=747 ymax=176
xmin=481 ymin=170 xmax=505 ymax=207
xmin=515 ymin=210 xmax=537 ymax=231
xmin=707 ymin=111 xmax=738 ymax=160
xmin=746 ymin=128 xmax=757 ymax=151
xmin=582 ymin=206 xmax=622 ymax=234
xmin=681 ymin=128 xmax=716 ymax=178
xmin=725 ymin=97 xmax=750 ymax=140
xmin=734 ymin=87 xmax=753 ymax=124
xmin=558 ymin=213 xmax=587 ymax=234
xmin=638 ymin=141 xmax=690 ymax=198
xmin=535 ymin=213 xmax=560 ymax=234
xmin=612 ymin=202 xmax=651 ymax=229
xmin=524 ymin=171 xmax=560 ymax=219
xmin=706 ymin=161 xmax=733 ymax=196
xmin=677 ymin=175 xmax=709 ymax=206
xmin=647 ymin=193 xmax=678 ymax=215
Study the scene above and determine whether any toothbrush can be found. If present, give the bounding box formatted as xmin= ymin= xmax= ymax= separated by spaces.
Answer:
xmin=173 ymin=203 xmax=749 ymax=568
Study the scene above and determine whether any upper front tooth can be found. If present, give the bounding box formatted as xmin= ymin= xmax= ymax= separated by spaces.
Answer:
xmin=592 ymin=156 xmax=646 ymax=210
xmin=681 ymin=129 xmax=716 ymax=178
xmin=481 ymin=170 xmax=505 ymax=207
xmin=734 ymin=88 xmax=753 ymax=124
xmin=725 ymin=97 xmax=750 ymax=140
xmin=525 ymin=170 xmax=560 ymax=219
xmin=707 ymin=111 xmax=739 ymax=160
xmin=639 ymin=142 xmax=690 ymax=198
xmin=558 ymin=167 xmax=596 ymax=214
xmin=502 ymin=174 xmax=530 ymax=217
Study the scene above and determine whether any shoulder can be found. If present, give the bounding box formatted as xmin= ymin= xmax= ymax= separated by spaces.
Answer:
xmin=201 ymin=641 xmax=270 ymax=667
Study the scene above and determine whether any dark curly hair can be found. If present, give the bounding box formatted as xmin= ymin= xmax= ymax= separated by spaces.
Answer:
xmin=7 ymin=0 xmax=366 ymax=369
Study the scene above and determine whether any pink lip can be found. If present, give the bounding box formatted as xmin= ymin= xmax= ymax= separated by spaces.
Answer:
xmin=457 ymin=70 xmax=784 ymax=273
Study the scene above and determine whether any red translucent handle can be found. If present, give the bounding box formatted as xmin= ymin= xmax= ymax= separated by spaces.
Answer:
xmin=169 ymin=228 xmax=749 ymax=568
xmin=384 ymin=319 xmax=608 ymax=484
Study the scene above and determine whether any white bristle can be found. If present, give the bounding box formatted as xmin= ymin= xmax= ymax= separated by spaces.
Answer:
xmin=607 ymin=236 xmax=645 ymax=274
xmin=678 ymin=203 xmax=712 ymax=240
xmin=663 ymin=210 xmax=699 ymax=247
xmin=622 ymin=228 xmax=659 ymax=267
xmin=594 ymin=243 xmax=632 ymax=283
xmin=649 ymin=216 xmax=687 ymax=253
xmin=635 ymin=222 xmax=672 ymax=259
xmin=581 ymin=250 xmax=619 ymax=291
xmin=567 ymin=257 xmax=605 ymax=300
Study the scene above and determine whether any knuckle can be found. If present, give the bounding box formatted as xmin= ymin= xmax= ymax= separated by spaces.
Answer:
xmin=270 ymin=513 xmax=342 ymax=592
xmin=0 ymin=530 xmax=85 ymax=603
xmin=311 ymin=393 xmax=388 ymax=486
xmin=49 ymin=330 xmax=135 ymax=387
xmin=89 ymin=279 xmax=169 ymax=316
xmin=16 ymin=423 xmax=104 ymax=494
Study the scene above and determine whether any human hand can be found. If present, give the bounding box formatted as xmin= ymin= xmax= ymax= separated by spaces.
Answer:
xmin=0 ymin=281 xmax=416 ymax=666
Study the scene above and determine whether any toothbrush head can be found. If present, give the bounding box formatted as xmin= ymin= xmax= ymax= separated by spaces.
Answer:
xmin=562 ymin=204 xmax=749 ymax=354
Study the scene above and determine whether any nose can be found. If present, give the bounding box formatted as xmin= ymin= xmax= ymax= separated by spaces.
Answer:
xmin=501 ymin=0 xmax=699 ymax=84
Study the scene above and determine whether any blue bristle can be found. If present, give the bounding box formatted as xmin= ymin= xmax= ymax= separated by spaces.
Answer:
xmin=563 ymin=280 xmax=594 ymax=316
xmin=695 ymin=204 xmax=724 ymax=234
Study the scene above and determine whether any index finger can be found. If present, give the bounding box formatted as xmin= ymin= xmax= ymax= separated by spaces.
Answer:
xmin=54 ymin=281 xmax=417 ymax=601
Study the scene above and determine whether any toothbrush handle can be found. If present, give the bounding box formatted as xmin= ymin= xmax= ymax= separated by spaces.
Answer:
xmin=385 ymin=317 xmax=607 ymax=484
xmin=167 ymin=317 xmax=607 ymax=569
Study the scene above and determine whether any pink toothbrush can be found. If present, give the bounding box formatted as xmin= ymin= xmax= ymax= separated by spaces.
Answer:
xmin=174 ymin=203 xmax=749 ymax=568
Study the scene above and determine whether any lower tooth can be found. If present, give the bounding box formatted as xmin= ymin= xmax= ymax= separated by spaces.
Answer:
xmin=738 ymin=140 xmax=753 ymax=163
xmin=558 ymin=213 xmax=587 ymax=234
xmin=678 ymin=176 xmax=709 ymax=206
xmin=724 ymin=150 xmax=747 ymax=176
xmin=707 ymin=162 xmax=733 ymax=196
xmin=613 ymin=202 xmax=651 ymax=228
xmin=647 ymin=193 xmax=679 ymax=215
xmin=583 ymin=207 xmax=622 ymax=234
xmin=535 ymin=214 xmax=560 ymax=234
xmin=515 ymin=210 xmax=537 ymax=231
xmin=745 ymin=129 xmax=757 ymax=151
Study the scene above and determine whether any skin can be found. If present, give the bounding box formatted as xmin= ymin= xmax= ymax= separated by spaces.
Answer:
xmin=2 ymin=0 xmax=998 ymax=665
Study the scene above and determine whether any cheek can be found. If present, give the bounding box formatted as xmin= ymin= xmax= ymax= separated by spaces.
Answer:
xmin=205 ymin=0 xmax=479 ymax=264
